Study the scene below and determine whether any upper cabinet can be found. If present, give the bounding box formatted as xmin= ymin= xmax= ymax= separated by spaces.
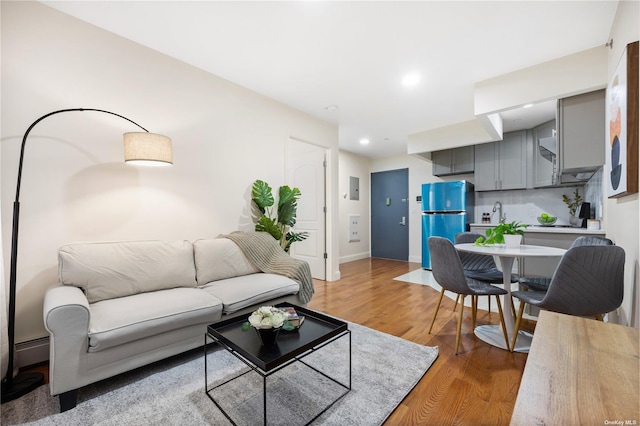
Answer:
xmin=432 ymin=146 xmax=475 ymax=176
xmin=436 ymin=90 xmax=605 ymax=189
xmin=474 ymin=143 xmax=497 ymax=190
xmin=532 ymin=120 xmax=556 ymax=188
xmin=558 ymin=89 xmax=605 ymax=174
xmin=531 ymin=90 xmax=605 ymax=187
xmin=475 ymin=130 xmax=527 ymax=191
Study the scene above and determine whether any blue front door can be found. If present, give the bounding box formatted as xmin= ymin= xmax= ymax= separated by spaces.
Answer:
xmin=371 ymin=169 xmax=409 ymax=261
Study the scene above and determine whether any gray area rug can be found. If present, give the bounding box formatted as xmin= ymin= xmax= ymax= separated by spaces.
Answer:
xmin=2 ymin=322 xmax=438 ymax=425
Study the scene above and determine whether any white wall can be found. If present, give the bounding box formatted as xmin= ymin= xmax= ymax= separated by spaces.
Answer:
xmin=0 ymin=123 xmax=7 ymax=377
xmin=604 ymin=0 xmax=640 ymax=328
xmin=474 ymin=46 xmax=608 ymax=116
xmin=1 ymin=2 xmax=339 ymax=344
xmin=338 ymin=151 xmax=370 ymax=264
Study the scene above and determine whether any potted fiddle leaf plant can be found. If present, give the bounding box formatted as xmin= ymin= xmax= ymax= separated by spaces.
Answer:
xmin=251 ymin=179 xmax=309 ymax=252
xmin=475 ymin=221 xmax=527 ymax=247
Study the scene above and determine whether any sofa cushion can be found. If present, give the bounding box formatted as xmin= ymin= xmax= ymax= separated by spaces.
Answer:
xmin=193 ymin=238 xmax=260 ymax=285
xmin=88 ymin=287 xmax=223 ymax=352
xmin=59 ymin=240 xmax=197 ymax=303
xmin=200 ymin=273 xmax=299 ymax=314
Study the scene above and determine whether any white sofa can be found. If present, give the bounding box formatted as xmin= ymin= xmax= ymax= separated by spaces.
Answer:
xmin=43 ymin=235 xmax=311 ymax=411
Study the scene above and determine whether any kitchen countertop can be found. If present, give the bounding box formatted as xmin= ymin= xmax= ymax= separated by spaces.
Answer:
xmin=470 ymin=223 xmax=606 ymax=235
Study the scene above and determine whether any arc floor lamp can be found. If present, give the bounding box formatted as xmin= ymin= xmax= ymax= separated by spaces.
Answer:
xmin=1 ymin=108 xmax=172 ymax=403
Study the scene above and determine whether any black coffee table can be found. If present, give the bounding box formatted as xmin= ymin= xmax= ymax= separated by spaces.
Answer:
xmin=205 ymin=304 xmax=351 ymax=425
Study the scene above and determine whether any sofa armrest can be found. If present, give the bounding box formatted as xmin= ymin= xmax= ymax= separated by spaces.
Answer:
xmin=44 ymin=285 xmax=90 ymax=332
xmin=43 ymin=286 xmax=91 ymax=396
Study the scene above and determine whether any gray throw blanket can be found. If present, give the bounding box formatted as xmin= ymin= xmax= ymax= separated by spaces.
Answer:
xmin=223 ymin=231 xmax=315 ymax=304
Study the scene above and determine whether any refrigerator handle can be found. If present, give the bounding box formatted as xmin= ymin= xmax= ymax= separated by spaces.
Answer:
xmin=399 ymin=216 xmax=406 ymax=226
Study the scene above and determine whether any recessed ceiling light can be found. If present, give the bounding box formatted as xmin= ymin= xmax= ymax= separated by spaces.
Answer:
xmin=523 ymin=103 xmax=534 ymax=108
xmin=360 ymin=138 xmax=370 ymax=145
xmin=402 ymin=73 xmax=421 ymax=87
xmin=324 ymin=104 xmax=339 ymax=111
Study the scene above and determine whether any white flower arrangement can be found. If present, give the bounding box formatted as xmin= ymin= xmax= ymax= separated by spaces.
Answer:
xmin=242 ymin=306 xmax=294 ymax=332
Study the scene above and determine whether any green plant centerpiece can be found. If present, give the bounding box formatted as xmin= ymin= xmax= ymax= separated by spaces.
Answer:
xmin=251 ymin=179 xmax=309 ymax=252
xmin=562 ymin=188 xmax=582 ymax=217
xmin=475 ymin=221 xmax=528 ymax=245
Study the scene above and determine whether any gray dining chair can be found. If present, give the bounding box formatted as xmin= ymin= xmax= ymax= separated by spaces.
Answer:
xmin=510 ymin=244 xmax=625 ymax=352
xmin=454 ymin=232 xmax=518 ymax=314
xmin=518 ymin=236 xmax=614 ymax=292
xmin=428 ymin=236 xmax=510 ymax=354
xmin=454 ymin=232 xmax=505 ymax=283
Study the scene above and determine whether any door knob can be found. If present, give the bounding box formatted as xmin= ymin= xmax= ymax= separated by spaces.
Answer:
xmin=399 ymin=216 xmax=406 ymax=226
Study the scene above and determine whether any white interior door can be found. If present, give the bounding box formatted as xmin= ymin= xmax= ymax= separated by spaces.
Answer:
xmin=286 ymin=138 xmax=326 ymax=280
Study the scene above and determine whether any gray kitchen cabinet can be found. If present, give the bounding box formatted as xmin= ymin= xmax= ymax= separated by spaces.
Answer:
xmin=532 ymin=120 xmax=556 ymax=187
xmin=520 ymin=233 xmax=577 ymax=279
xmin=474 ymin=131 xmax=527 ymax=191
xmin=474 ymin=142 xmax=497 ymax=190
xmin=558 ymin=89 xmax=605 ymax=174
xmin=432 ymin=146 xmax=475 ymax=176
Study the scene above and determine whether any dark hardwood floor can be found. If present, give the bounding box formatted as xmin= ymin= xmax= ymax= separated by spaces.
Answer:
xmin=307 ymin=258 xmax=535 ymax=426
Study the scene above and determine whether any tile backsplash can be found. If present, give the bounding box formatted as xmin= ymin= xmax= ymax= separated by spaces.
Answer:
xmin=475 ymin=168 xmax=603 ymax=226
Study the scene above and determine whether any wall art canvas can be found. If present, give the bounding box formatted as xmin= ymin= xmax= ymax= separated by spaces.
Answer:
xmin=607 ymin=41 xmax=638 ymax=198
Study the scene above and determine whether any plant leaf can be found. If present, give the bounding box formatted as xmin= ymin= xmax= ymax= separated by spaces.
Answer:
xmin=250 ymin=180 xmax=306 ymax=253
xmin=283 ymin=231 xmax=310 ymax=252
xmin=277 ymin=185 xmax=301 ymax=227
xmin=255 ymin=215 xmax=283 ymax=241
xmin=241 ymin=321 xmax=251 ymax=331
xmin=252 ymin=180 xmax=274 ymax=213
xmin=479 ymin=221 xmax=527 ymax=245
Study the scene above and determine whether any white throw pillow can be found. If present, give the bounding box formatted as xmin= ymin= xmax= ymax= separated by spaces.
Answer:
xmin=193 ymin=238 xmax=260 ymax=285
xmin=59 ymin=240 xmax=197 ymax=303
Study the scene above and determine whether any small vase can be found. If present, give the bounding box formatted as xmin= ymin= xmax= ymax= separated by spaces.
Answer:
xmin=503 ymin=234 xmax=522 ymax=248
xmin=256 ymin=327 xmax=281 ymax=346
xmin=569 ymin=215 xmax=580 ymax=227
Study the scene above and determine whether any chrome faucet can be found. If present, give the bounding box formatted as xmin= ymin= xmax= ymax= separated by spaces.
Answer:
xmin=493 ymin=201 xmax=505 ymax=223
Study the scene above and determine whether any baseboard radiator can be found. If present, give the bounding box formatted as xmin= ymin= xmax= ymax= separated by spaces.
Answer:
xmin=16 ymin=336 xmax=49 ymax=368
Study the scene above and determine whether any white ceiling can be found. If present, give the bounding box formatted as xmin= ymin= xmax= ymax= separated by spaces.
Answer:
xmin=42 ymin=1 xmax=618 ymax=159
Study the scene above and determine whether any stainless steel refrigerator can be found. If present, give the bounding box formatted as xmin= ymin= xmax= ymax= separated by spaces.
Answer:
xmin=421 ymin=181 xmax=475 ymax=269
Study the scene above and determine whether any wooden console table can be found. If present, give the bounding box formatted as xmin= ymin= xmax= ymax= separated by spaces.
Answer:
xmin=511 ymin=311 xmax=639 ymax=425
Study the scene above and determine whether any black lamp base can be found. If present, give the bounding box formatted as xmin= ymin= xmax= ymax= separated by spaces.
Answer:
xmin=1 ymin=372 xmax=45 ymax=403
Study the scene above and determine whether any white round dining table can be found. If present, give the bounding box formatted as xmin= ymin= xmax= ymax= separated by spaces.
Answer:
xmin=454 ymin=243 xmax=567 ymax=352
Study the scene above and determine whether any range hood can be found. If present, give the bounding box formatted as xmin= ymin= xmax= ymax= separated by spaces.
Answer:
xmin=538 ymin=135 xmax=597 ymax=184
xmin=539 ymin=136 xmax=556 ymax=161
xmin=555 ymin=170 xmax=596 ymax=184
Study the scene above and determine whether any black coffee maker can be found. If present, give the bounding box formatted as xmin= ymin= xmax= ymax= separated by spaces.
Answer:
xmin=578 ymin=202 xmax=591 ymax=228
